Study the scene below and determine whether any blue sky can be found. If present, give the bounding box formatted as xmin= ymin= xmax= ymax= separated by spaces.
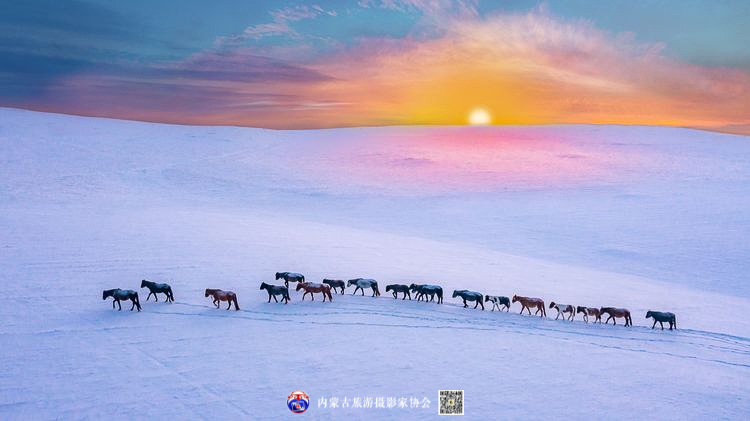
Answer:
xmin=1 ymin=1 xmax=748 ymax=131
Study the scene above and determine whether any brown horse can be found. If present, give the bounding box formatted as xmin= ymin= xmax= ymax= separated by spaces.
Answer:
xmin=296 ymin=282 xmax=333 ymax=302
xmin=576 ymin=306 xmax=602 ymax=323
xmin=512 ymin=295 xmax=546 ymax=317
xmin=600 ymin=307 xmax=632 ymax=326
xmin=205 ymin=288 xmax=240 ymax=310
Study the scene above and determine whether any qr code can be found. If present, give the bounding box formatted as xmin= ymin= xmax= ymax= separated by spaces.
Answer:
xmin=439 ymin=390 xmax=464 ymax=415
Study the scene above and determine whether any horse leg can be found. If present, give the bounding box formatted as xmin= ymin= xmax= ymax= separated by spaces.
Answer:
xmin=267 ymin=293 xmax=272 ymax=303
xmin=226 ymin=300 xmax=232 ymax=310
xmin=130 ymin=300 xmax=135 ymax=311
xmin=112 ymin=300 xmax=116 ymax=309
xmin=660 ymin=321 xmax=664 ymax=330
xmin=555 ymin=310 xmax=560 ymax=320
xmin=273 ymin=295 xmax=279 ymax=303
xmin=116 ymin=299 xmax=122 ymax=311
xmin=154 ymin=292 xmax=158 ymax=302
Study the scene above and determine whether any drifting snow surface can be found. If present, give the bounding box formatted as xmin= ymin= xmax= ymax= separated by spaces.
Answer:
xmin=1 ymin=108 xmax=749 ymax=420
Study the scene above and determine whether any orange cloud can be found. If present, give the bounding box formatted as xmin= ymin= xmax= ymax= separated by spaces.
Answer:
xmin=300 ymin=9 xmax=750 ymax=131
xmin=41 ymin=8 xmax=750 ymax=133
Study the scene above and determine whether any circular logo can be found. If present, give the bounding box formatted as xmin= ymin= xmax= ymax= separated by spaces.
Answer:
xmin=287 ymin=390 xmax=310 ymax=414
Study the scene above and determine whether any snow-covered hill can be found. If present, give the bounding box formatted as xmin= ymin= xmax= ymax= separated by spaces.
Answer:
xmin=1 ymin=108 xmax=748 ymax=419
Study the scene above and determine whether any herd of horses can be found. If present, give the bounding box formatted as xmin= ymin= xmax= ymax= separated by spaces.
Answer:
xmin=102 ymin=272 xmax=678 ymax=330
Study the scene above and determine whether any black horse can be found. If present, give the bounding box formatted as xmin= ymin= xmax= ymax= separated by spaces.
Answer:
xmin=452 ymin=290 xmax=484 ymax=310
xmin=140 ymin=280 xmax=174 ymax=302
xmin=322 ymin=279 xmax=346 ymax=294
xmin=260 ymin=282 xmax=290 ymax=304
xmin=385 ymin=284 xmax=411 ymax=300
xmin=103 ymin=289 xmax=141 ymax=311
xmin=275 ymin=272 xmax=305 ymax=288
xmin=646 ymin=311 xmax=677 ymax=330
xmin=409 ymin=284 xmax=443 ymax=304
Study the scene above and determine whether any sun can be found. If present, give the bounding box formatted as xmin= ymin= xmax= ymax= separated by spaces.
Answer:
xmin=468 ymin=107 xmax=492 ymax=125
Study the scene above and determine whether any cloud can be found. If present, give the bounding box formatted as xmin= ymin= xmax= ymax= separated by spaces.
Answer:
xmin=215 ymin=4 xmax=337 ymax=46
xmin=15 ymin=6 xmax=750 ymax=132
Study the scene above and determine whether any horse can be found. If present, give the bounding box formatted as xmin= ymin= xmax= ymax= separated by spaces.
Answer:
xmin=259 ymin=282 xmax=290 ymax=304
xmin=409 ymin=284 xmax=443 ymax=304
xmin=600 ymin=307 xmax=632 ymax=326
xmin=275 ymin=272 xmax=305 ymax=289
xmin=385 ymin=284 xmax=411 ymax=300
xmin=549 ymin=301 xmax=575 ymax=321
xmin=576 ymin=306 xmax=602 ymax=323
xmin=347 ymin=278 xmax=381 ymax=297
xmin=296 ymin=282 xmax=333 ymax=302
xmin=102 ymin=289 xmax=141 ymax=312
xmin=452 ymin=290 xmax=484 ymax=310
xmin=205 ymin=288 xmax=240 ymax=310
xmin=322 ymin=279 xmax=346 ymax=294
xmin=646 ymin=311 xmax=676 ymax=330
xmin=140 ymin=279 xmax=174 ymax=302
xmin=512 ymin=295 xmax=546 ymax=317
xmin=484 ymin=295 xmax=510 ymax=312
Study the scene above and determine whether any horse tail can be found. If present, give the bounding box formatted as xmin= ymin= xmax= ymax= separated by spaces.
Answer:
xmin=233 ymin=296 xmax=240 ymax=311
xmin=374 ymin=282 xmax=380 ymax=296
xmin=673 ymin=315 xmax=677 ymax=329
xmin=134 ymin=293 xmax=142 ymax=311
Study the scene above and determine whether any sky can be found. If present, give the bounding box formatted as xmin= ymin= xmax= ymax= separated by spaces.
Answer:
xmin=1 ymin=0 xmax=748 ymax=132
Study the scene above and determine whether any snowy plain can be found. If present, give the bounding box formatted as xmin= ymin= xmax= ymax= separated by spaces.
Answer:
xmin=0 ymin=107 xmax=749 ymax=419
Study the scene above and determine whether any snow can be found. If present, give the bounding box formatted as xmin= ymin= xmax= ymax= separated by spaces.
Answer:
xmin=0 ymin=108 xmax=749 ymax=419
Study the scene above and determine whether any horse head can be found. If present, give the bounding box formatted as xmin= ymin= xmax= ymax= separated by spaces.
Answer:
xmin=484 ymin=295 xmax=491 ymax=302
xmin=102 ymin=290 xmax=109 ymax=300
xmin=275 ymin=272 xmax=283 ymax=280
xmin=140 ymin=280 xmax=147 ymax=288
xmin=512 ymin=295 xmax=518 ymax=303
xmin=347 ymin=279 xmax=358 ymax=287
xmin=204 ymin=289 xmax=212 ymax=297
xmin=549 ymin=301 xmax=556 ymax=309
xmin=576 ymin=306 xmax=587 ymax=314
xmin=296 ymin=282 xmax=305 ymax=291
xmin=260 ymin=282 xmax=268 ymax=290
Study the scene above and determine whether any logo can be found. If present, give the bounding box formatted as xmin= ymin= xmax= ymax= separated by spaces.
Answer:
xmin=287 ymin=390 xmax=310 ymax=414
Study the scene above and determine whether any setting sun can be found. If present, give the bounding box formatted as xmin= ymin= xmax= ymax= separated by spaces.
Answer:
xmin=468 ymin=108 xmax=492 ymax=125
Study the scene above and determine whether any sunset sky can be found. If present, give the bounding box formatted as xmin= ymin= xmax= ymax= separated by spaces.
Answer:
xmin=1 ymin=0 xmax=749 ymax=132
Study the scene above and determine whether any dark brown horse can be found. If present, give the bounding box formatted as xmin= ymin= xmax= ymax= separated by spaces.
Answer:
xmin=512 ymin=295 xmax=546 ymax=317
xmin=103 ymin=289 xmax=141 ymax=311
xmin=322 ymin=279 xmax=346 ymax=294
xmin=260 ymin=282 xmax=290 ymax=304
xmin=205 ymin=288 xmax=240 ymax=310
xmin=275 ymin=272 xmax=305 ymax=289
xmin=600 ymin=307 xmax=632 ymax=326
xmin=576 ymin=306 xmax=601 ymax=323
xmin=296 ymin=282 xmax=333 ymax=302
xmin=646 ymin=311 xmax=676 ymax=330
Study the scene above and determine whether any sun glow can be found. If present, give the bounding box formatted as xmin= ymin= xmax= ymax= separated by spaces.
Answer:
xmin=468 ymin=108 xmax=492 ymax=125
